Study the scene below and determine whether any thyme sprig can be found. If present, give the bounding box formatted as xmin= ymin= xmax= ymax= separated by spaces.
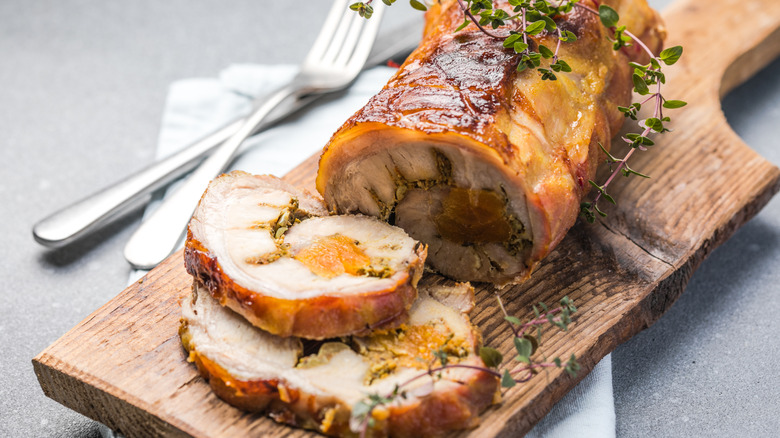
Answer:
xmin=350 ymin=296 xmax=579 ymax=436
xmin=352 ymin=0 xmax=578 ymax=79
xmin=455 ymin=0 xmax=579 ymax=77
xmin=577 ymin=4 xmax=686 ymax=222
xmin=349 ymin=0 xmax=686 ymax=221
xmin=350 ymin=0 xmax=426 ymax=19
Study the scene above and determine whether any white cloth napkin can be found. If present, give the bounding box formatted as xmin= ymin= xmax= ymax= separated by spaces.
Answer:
xmin=126 ymin=64 xmax=615 ymax=437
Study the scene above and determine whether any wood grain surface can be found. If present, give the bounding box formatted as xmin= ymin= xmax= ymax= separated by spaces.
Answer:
xmin=33 ymin=0 xmax=780 ymax=436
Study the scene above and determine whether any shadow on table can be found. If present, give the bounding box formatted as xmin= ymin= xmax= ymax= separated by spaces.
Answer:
xmin=37 ymin=204 xmax=146 ymax=269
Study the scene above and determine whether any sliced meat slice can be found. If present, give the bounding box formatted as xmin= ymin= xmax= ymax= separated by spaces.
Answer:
xmin=180 ymin=278 xmax=498 ymax=437
xmin=185 ymin=171 xmax=426 ymax=339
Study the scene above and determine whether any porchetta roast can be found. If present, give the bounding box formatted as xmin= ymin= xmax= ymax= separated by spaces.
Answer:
xmin=318 ymin=0 xmax=665 ymax=284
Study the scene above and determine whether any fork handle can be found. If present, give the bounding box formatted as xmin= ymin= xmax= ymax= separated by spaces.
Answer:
xmin=32 ymin=119 xmax=242 ymax=247
xmin=31 ymin=95 xmax=310 ymax=248
xmin=123 ymin=83 xmax=302 ymax=270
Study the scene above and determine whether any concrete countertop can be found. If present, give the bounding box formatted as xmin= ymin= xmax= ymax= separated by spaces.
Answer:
xmin=2 ymin=0 xmax=777 ymax=436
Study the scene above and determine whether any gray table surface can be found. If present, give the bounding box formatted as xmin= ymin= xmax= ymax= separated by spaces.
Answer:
xmin=2 ymin=0 xmax=778 ymax=437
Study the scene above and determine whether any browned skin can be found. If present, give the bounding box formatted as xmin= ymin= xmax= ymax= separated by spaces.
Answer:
xmin=317 ymin=0 xmax=665 ymax=284
xmin=384 ymin=366 xmax=498 ymax=438
xmin=184 ymin=233 xmax=426 ymax=339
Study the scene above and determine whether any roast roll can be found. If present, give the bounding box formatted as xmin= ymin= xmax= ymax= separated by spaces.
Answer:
xmin=317 ymin=0 xmax=665 ymax=285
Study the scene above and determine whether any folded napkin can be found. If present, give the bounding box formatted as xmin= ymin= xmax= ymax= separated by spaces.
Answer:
xmin=125 ymin=64 xmax=615 ymax=438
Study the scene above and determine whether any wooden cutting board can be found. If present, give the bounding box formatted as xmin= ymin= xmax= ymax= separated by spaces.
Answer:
xmin=33 ymin=0 xmax=780 ymax=436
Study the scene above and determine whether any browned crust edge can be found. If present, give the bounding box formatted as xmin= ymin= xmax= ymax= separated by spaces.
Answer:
xmin=184 ymin=234 xmax=426 ymax=339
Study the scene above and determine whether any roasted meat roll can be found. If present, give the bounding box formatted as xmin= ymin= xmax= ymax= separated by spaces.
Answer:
xmin=180 ymin=279 xmax=498 ymax=437
xmin=317 ymin=0 xmax=665 ymax=284
xmin=185 ymin=171 xmax=426 ymax=339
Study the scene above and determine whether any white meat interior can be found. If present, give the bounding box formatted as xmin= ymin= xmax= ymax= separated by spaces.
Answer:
xmin=183 ymin=282 xmax=481 ymax=408
xmin=324 ymin=141 xmax=534 ymax=283
xmin=191 ymin=174 xmax=422 ymax=299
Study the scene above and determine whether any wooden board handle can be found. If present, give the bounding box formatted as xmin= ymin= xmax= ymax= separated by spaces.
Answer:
xmin=662 ymin=0 xmax=780 ymax=99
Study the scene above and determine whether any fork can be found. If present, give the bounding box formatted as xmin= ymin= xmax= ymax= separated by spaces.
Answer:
xmin=122 ymin=0 xmax=385 ymax=270
xmin=31 ymin=18 xmax=422 ymax=249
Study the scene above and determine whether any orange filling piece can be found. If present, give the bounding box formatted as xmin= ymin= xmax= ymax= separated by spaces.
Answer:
xmin=434 ymin=187 xmax=512 ymax=244
xmin=366 ymin=322 xmax=468 ymax=371
xmin=294 ymin=234 xmax=370 ymax=278
xmin=382 ymin=324 xmax=451 ymax=368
